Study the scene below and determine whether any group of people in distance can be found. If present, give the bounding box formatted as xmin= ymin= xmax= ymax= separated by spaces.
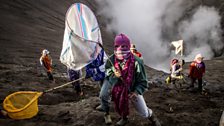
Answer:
xmin=168 ymin=53 xmax=205 ymax=93
xmin=40 ymin=33 xmax=205 ymax=126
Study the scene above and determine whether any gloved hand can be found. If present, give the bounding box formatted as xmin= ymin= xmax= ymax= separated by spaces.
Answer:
xmin=129 ymin=92 xmax=138 ymax=102
xmin=114 ymin=69 xmax=122 ymax=78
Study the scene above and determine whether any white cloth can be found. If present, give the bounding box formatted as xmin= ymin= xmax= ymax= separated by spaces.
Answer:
xmin=60 ymin=3 xmax=103 ymax=70
xmin=171 ymin=63 xmax=182 ymax=78
xmin=39 ymin=57 xmax=43 ymax=66
xmin=42 ymin=49 xmax=49 ymax=56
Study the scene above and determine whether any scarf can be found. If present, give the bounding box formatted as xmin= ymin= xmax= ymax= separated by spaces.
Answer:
xmin=114 ymin=50 xmax=131 ymax=60
xmin=111 ymin=53 xmax=135 ymax=117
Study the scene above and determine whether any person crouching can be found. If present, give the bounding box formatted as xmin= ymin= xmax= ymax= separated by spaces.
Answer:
xmin=105 ymin=33 xmax=161 ymax=126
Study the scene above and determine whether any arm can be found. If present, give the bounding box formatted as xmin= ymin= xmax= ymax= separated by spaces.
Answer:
xmin=202 ymin=62 xmax=205 ymax=74
xmin=133 ymin=59 xmax=148 ymax=95
xmin=171 ymin=65 xmax=176 ymax=74
xmin=189 ymin=62 xmax=195 ymax=77
xmin=105 ymin=55 xmax=119 ymax=85
xmin=39 ymin=56 xmax=43 ymax=65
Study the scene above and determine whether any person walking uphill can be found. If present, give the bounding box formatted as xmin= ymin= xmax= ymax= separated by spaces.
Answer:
xmin=130 ymin=44 xmax=142 ymax=59
xmin=67 ymin=68 xmax=83 ymax=96
xmin=40 ymin=49 xmax=54 ymax=81
xmin=104 ymin=33 xmax=161 ymax=126
xmin=188 ymin=54 xmax=205 ymax=93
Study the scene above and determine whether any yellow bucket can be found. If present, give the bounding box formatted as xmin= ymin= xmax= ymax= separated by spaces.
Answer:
xmin=3 ymin=91 xmax=42 ymax=119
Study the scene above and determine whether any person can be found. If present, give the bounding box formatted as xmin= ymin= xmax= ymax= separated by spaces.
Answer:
xmin=167 ymin=58 xmax=185 ymax=88
xmin=188 ymin=54 xmax=205 ymax=93
xmin=130 ymin=44 xmax=142 ymax=59
xmin=90 ymin=51 xmax=112 ymax=124
xmin=100 ymin=33 xmax=161 ymax=126
xmin=171 ymin=59 xmax=184 ymax=80
xmin=40 ymin=49 xmax=54 ymax=81
xmin=96 ymin=79 xmax=113 ymax=124
xmin=67 ymin=68 xmax=83 ymax=96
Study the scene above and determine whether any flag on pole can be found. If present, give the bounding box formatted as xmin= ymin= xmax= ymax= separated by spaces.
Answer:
xmin=60 ymin=3 xmax=103 ymax=70
xmin=171 ymin=40 xmax=183 ymax=56
xmin=85 ymin=49 xmax=107 ymax=81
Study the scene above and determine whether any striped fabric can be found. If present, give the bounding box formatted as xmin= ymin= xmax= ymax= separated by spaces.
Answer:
xmin=60 ymin=3 xmax=103 ymax=70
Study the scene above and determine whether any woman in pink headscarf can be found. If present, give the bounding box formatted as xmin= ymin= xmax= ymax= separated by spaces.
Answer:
xmin=104 ymin=33 xmax=161 ymax=126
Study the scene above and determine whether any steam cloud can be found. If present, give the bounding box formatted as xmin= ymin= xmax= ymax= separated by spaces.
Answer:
xmin=96 ymin=0 xmax=224 ymax=72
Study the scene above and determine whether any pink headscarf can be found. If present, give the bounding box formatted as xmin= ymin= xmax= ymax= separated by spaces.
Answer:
xmin=114 ymin=33 xmax=131 ymax=60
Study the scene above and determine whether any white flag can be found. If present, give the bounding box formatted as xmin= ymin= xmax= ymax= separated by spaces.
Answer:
xmin=171 ymin=40 xmax=183 ymax=56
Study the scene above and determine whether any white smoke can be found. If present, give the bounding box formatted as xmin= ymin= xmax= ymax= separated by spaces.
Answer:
xmin=179 ymin=6 xmax=223 ymax=61
xmin=96 ymin=0 xmax=223 ymax=72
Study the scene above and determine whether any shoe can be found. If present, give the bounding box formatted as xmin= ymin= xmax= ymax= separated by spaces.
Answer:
xmin=104 ymin=114 xmax=112 ymax=124
xmin=95 ymin=105 xmax=104 ymax=112
xmin=76 ymin=91 xmax=84 ymax=96
xmin=116 ymin=118 xmax=129 ymax=126
xmin=148 ymin=114 xmax=161 ymax=126
xmin=79 ymin=91 xmax=84 ymax=96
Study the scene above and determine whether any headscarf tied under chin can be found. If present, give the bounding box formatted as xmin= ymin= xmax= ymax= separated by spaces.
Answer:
xmin=114 ymin=33 xmax=131 ymax=60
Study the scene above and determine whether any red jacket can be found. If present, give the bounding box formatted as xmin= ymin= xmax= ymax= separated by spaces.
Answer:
xmin=40 ymin=55 xmax=52 ymax=72
xmin=189 ymin=61 xmax=205 ymax=79
xmin=133 ymin=51 xmax=142 ymax=58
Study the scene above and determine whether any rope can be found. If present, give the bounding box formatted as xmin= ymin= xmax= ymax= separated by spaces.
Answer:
xmin=43 ymin=77 xmax=85 ymax=93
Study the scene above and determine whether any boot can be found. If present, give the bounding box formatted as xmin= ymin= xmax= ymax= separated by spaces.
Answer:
xmin=148 ymin=113 xmax=161 ymax=126
xmin=104 ymin=113 xmax=112 ymax=124
xmin=116 ymin=117 xmax=129 ymax=126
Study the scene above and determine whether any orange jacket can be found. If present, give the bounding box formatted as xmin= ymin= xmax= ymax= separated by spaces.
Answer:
xmin=189 ymin=61 xmax=205 ymax=79
xmin=40 ymin=55 xmax=52 ymax=72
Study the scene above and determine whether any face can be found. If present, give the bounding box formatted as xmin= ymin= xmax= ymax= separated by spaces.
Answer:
xmin=114 ymin=34 xmax=131 ymax=52
xmin=197 ymin=57 xmax=203 ymax=62
xmin=114 ymin=44 xmax=130 ymax=51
